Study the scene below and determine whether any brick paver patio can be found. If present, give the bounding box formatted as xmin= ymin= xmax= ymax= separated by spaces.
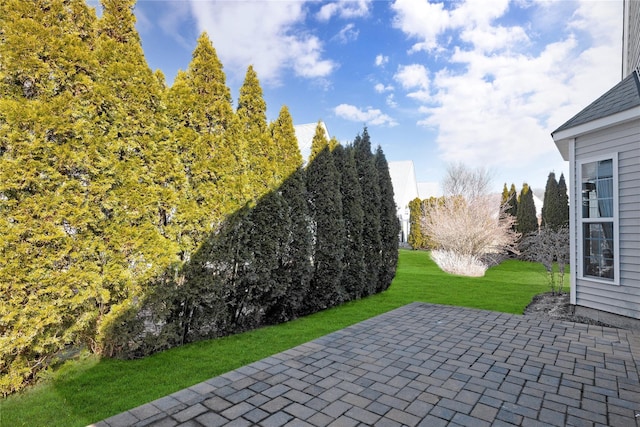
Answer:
xmin=92 ymin=303 xmax=640 ymax=426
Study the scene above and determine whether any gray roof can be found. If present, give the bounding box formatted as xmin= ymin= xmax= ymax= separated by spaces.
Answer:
xmin=552 ymin=70 xmax=640 ymax=134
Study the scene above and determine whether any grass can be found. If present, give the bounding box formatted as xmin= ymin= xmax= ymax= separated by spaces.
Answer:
xmin=0 ymin=250 xmax=560 ymax=427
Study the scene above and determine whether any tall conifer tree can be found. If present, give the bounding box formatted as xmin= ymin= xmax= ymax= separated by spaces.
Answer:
xmin=375 ymin=146 xmax=400 ymax=291
xmin=163 ymin=33 xmax=241 ymax=344
xmin=305 ymin=123 xmax=345 ymax=312
xmin=541 ymin=172 xmax=560 ymax=230
xmin=92 ymin=0 xmax=183 ymax=354
xmin=557 ymin=173 xmax=569 ymax=228
xmin=270 ymin=106 xmax=311 ymax=317
xmin=408 ymin=198 xmax=427 ymax=249
xmin=516 ymin=184 xmax=538 ymax=235
xmin=269 ymin=105 xmax=303 ymax=180
xmin=0 ymin=0 xmax=103 ymax=393
xmin=333 ymin=144 xmax=366 ymax=299
xmin=237 ymin=65 xmax=278 ymax=198
xmin=353 ymin=128 xmax=382 ymax=295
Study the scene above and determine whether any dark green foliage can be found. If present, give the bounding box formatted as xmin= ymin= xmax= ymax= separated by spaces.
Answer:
xmin=557 ymin=174 xmax=569 ymax=228
xmin=333 ymin=145 xmax=366 ymax=299
xmin=501 ymin=183 xmax=518 ymax=232
xmin=305 ymin=125 xmax=346 ymax=312
xmin=541 ymin=172 xmax=569 ymax=231
xmin=375 ymin=146 xmax=400 ymax=291
xmin=541 ymin=172 xmax=563 ymax=231
xmin=516 ymin=184 xmax=538 ymax=235
xmin=501 ymin=183 xmax=518 ymax=218
xmin=277 ymin=168 xmax=313 ymax=320
xmin=353 ymin=128 xmax=382 ymax=296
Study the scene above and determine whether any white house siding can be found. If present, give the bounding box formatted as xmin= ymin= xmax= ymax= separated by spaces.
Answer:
xmin=572 ymin=119 xmax=640 ymax=319
xmin=623 ymin=0 xmax=640 ymax=77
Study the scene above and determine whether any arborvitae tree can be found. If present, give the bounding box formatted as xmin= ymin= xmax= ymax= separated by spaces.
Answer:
xmin=161 ymin=32 xmax=243 ymax=347
xmin=277 ymin=168 xmax=313 ymax=320
xmin=557 ymin=173 xmax=569 ymax=228
xmin=500 ymin=183 xmax=518 ymax=231
xmin=0 ymin=0 xmax=103 ymax=394
xmin=353 ymin=128 xmax=382 ymax=296
xmin=92 ymin=0 xmax=183 ymax=355
xmin=237 ymin=65 xmax=278 ymax=197
xmin=501 ymin=184 xmax=510 ymax=205
xmin=235 ymin=191 xmax=292 ymax=330
xmin=167 ymin=33 xmax=238 ymax=259
xmin=516 ymin=183 xmax=538 ymax=235
xmin=270 ymin=106 xmax=311 ymax=319
xmin=507 ymin=183 xmax=518 ymax=218
xmin=408 ymin=198 xmax=427 ymax=249
xmin=333 ymin=144 xmax=366 ymax=299
xmin=305 ymin=123 xmax=345 ymax=312
xmin=269 ymin=105 xmax=303 ymax=181
xmin=375 ymin=145 xmax=400 ymax=292
xmin=541 ymin=172 xmax=561 ymax=230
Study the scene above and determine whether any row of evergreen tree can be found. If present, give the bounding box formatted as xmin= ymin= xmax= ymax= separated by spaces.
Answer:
xmin=408 ymin=173 xmax=569 ymax=250
xmin=0 ymin=0 xmax=399 ymax=395
xmin=500 ymin=172 xmax=569 ymax=235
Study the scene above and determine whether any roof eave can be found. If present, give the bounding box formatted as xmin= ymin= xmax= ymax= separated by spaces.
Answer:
xmin=552 ymin=104 xmax=640 ymax=161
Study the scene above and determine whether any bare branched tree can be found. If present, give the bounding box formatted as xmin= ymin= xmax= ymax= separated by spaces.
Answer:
xmin=520 ymin=225 xmax=570 ymax=294
xmin=442 ymin=162 xmax=492 ymax=201
xmin=422 ymin=164 xmax=520 ymax=277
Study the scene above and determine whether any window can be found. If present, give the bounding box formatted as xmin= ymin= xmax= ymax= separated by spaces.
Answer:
xmin=580 ymin=156 xmax=617 ymax=282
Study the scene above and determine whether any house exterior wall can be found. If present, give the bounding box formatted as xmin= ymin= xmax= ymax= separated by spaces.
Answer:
xmin=570 ymin=118 xmax=640 ymax=320
xmin=623 ymin=0 xmax=640 ymax=77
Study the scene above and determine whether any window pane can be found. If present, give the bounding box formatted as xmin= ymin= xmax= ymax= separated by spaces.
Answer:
xmin=582 ymin=159 xmax=613 ymax=218
xmin=583 ymin=222 xmax=614 ymax=280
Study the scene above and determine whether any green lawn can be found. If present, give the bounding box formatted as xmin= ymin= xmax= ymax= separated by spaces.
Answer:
xmin=0 ymin=250 xmax=560 ymax=427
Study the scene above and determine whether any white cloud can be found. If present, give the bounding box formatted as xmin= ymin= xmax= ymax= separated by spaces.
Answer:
xmin=187 ymin=1 xmax=335 ymax=84
xmin=375 ymin=54 xmax=389 ymax=67
xmin=317 ymin=0 xmax=372 ymax=21
xmin=386 ymin=94 xmax=398 ymax=108
xmin=394 ymin=64 xmax=430 ymax=89
xmin=333 ymin=23 xmax=359 ymax=43
xmin=394 ymin=64 xmax=431 ymax=101
xmin=391 ymin=0 xmax=450 ymax=52
xmin=392 ymin=0 xmax=621 ymax=176
xmin=334 ymin=104 xmax=398 ymax=126
xmin=374 ymin=83 xmax=394 ymax=93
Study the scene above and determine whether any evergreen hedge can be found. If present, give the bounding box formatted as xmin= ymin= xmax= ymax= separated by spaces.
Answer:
xmin=0 ymin=0 xmax=399 ymax=395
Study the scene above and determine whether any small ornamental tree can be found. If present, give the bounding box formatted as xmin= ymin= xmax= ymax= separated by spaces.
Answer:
xmin=521 ymin=226 xmax=570 ymax=294
xmin=422 ymin=164 xmax=519 ymax=277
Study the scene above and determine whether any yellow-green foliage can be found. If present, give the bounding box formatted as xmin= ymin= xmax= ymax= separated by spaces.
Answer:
xmin=0 ymin=0 xmax=401 ymax=396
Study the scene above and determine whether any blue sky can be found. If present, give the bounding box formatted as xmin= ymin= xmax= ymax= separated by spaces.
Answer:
xmin=92 ymin=0 xmax=623 ymax=194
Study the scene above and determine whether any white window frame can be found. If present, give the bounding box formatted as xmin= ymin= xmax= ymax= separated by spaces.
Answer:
xmin=577 ymin=153 xmax=620 ymax=285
